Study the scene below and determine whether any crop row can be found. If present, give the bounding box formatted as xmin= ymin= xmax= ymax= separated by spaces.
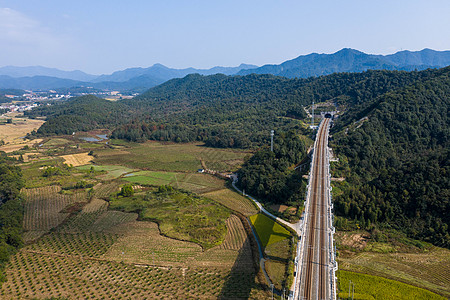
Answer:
xmin=1 ymin=251 xmax=267 ymax=299
xmin=28 ymin=232 xmax=118 ymax=257
xmin=23 ymin=186 xmax=87 ymax=233
xmin=219 ymin=215 xmax=248 ymax=251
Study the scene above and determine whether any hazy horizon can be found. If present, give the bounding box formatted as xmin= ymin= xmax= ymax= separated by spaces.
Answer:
xmin=1 ymin=0 xmax=450 ymax=74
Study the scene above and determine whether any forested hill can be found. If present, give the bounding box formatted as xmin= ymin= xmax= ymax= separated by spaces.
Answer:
xmin=27 ymin=95 xmax=131 ymax=136
xmin=331 ymin=66 xmax=450 ymax=247
xmin=28 ymin=68 xmax=443 ymax=148
xmin=112 ymin=69 xmax=444 ymax=147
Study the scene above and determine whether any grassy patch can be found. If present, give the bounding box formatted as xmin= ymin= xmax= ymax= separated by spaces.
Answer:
xmin=265 ymin=238 xmax=291 ymax=261
xmin=265 ymin=260 xmax=286 ymax=291
xmin=109 ymin=188 xmax=231 ymax=249
xmin=43 ymin=138 xmax=71 ymax=147
xmin=21 ymin=158 xmax=87 ymax=188
xmin=79 ymin=142 xmax=104 ymax=149
xmin=249 ymin=213 xmax=291 ymax=248
xmin=337 ymin=270 xmax=445 ymax=300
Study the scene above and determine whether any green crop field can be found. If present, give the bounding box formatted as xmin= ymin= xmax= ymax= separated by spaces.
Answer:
xmin=249 ymin=213 xmax=291 ymax=248
xmin=337 ymin=270 xmax=445 ymax=300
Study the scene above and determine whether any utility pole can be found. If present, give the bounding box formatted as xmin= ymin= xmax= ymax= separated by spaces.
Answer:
xmin=311 ymin=100 xmax=315 ymax=128
xmin=352 ymin=282 xmax=354 ymax=300
xmin=270 ymin=283 xmax=274 ymax=300
xmin=270 ymin=130 xmax=274 ymax=152
xmin=349 ymin=280 xmax=352 ymax=300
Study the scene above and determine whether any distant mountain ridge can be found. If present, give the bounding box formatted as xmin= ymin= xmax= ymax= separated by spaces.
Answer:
xmin=238 ymin=48 xmax=450 ymax=78
xmin=0 ymin=66 xmax=98 ymax=82
xmin=92 ymin=63 xmax=257 ymax=83
xmin=1 ymin=48 xmax=449 ymax=91
xmin=0 ymin=63 xmax=257 ymax=91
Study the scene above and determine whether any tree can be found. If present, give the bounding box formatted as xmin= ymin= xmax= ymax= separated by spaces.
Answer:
xmin=120 ymin=184 xmax=134 ymax=197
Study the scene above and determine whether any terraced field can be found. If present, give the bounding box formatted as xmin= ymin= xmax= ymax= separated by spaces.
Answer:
xmin=4 ymin=136 xmax=273 ymax=299
xmin=93 ymin=182 xmax=122 ymax=199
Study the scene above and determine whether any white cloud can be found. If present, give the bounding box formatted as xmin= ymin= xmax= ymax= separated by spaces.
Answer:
xmin=0 ymin=8 xmax=60 ymax=46
xmin=0 ymin=7 xmax=78 ymax=68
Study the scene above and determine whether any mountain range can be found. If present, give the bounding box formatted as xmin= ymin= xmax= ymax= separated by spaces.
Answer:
xmin=238 ymin=48 xmax=450 ymax=77
xmin=1 ymin=48 xmax=449 ymax=91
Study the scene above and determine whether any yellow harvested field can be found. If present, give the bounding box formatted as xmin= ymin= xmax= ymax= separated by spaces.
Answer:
xmin=0 ymin=118 xmax=44 ymax=143
xmin=61 ymin=152 xmax=93 ymax=166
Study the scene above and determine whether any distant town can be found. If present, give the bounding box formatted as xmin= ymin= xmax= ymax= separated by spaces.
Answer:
xmin=0 ymin=89 xmax=138 ymax=113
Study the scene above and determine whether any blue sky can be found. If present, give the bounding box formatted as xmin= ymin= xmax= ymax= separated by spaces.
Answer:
xmin=0 ymin=0 xmax=449 ymax=74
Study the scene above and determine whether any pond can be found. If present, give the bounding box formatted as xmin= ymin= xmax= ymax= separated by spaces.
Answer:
xmin=79 ymin=137 xmax=100 ymax=142
xmin=96 ymin=134 xmax=108 ymax=140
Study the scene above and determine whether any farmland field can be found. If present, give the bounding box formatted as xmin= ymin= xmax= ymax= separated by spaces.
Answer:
xmin=335 ymin=230 xmax=450 ymax=298
xmin=123 ymin=170 xmax=225 ymax=194
xmin=22 ymin=186 xmax=88 ymax=243
xmin=2 ymin=186 xmax=268 ymax=299
xmin=337 ymin=270 xmax=445 ymax=300
xmin=109 ymin=188 xmax=231 ymax=249
xmin=94 ymin=140 xmax=249 ymax=172
xmin=77 ymin=164 xmax=135 ymax=179
xmin=249 ymin=213 xmax=293 ymax=291
xmin=1 ymin=134 xmax=275 ymax=299
xmin=0 ymin=115 xmax=44 ymax=145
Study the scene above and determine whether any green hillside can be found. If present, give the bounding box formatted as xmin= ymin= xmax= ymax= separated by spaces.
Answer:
xmin=332 ymin=67 xmax=450 ymax=247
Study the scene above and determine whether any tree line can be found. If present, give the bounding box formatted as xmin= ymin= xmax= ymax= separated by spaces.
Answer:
xmin=0 ymin=153 xmax=24 ymax=283
xmin=237 ymin=130 xmax=308 ymax=207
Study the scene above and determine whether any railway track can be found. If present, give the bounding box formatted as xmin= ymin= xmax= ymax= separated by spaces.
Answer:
xmin=297 ymin=118 xmax=332 ymax=300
